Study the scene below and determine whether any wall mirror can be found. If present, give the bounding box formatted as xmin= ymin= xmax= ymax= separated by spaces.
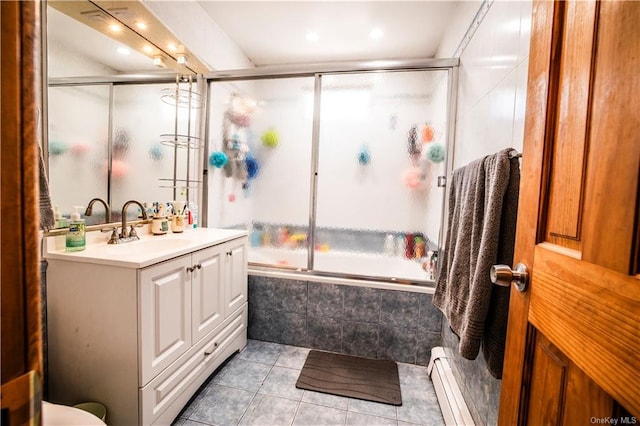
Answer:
xmin=46 ymin=1 xmax=204 ymax=226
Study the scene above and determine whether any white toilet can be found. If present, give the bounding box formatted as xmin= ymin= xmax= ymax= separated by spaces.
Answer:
xmin=42 ymin=401 xmax=106 ymax=425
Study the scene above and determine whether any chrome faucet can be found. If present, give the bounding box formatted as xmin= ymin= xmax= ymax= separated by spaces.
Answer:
xmin=120 ymin=200 xmax=149 ymax=240
xmin=84 ymin=197 xmax=111 ymax=223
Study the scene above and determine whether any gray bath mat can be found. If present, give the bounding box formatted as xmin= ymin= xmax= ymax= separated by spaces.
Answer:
xmin=295 ymin=350 xmax=402 ymax=405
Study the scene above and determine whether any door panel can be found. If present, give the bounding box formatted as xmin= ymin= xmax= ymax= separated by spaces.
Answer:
xmin=580 ymin=1 xmax=640 ymax=273
xmin=191 ymin=246 xmax=225 ymax=343
xmin=225 ymin=239 xmax=248 ymax=317
xmin=530 ymin=245 xmax=640 ymax=412
xmin=545 ymin=0 xmax=596 ymax=247
xmin=500 ymin=1 xmax=640 ymax=423
xmin=526 ymin=334 xmax=568 ymax=425
xmin=139 ymin=255 xmax=192 ymax=386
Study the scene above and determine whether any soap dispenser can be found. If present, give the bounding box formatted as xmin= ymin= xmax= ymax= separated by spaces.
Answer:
xmin=66 ymin=206 xmax=86 ymax=252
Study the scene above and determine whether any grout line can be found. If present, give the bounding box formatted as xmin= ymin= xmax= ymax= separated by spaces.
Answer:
xmin=290 ymin=398 xmax=303 ymax=426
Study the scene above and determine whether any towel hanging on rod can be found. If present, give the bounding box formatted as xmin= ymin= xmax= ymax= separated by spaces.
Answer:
xmin=433 ymin=147 xmax=520 ymax=379
xmin=508 ymin=149 xmax=522 ymax=159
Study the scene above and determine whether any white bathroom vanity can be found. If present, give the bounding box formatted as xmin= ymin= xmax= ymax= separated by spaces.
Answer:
xmin=44 ymin=228 xmax=248 ymax=425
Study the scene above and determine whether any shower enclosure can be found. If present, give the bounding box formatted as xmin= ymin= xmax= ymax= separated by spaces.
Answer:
xmin=204 ymin=60 xmax=458 ymax=285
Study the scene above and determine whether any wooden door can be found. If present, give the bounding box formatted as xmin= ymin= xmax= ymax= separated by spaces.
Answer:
xmin=1 ymin=1 xmax=44 ymax=424
xmin=191 ymin=246 xmax=225 ymax=343
xmin=499 ymin=1 xmax=640 ymax=424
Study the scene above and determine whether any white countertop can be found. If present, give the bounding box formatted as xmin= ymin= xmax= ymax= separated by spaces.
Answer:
xmin=44 ymin=227 xmax=248 ymax=269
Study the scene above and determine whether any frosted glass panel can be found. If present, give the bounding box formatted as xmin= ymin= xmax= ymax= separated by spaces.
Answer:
xmin=315 ymin=70 xmax=448 ymax=281
xmin=111 ymin=83 xmax=201 ymax=222
xmin=48 ymin=85 xmax=110 ymax=225
xmin=207 ymin=77 xmax=314 ymax=269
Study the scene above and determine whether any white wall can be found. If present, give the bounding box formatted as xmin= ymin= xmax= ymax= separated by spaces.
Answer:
xmin=435 ymin=1 xmax=485 ymax=59
xmin=142 ymin=0 xmax=254 ymax=71
xmin=450 ymin=1 xmax=532 ymax=169
xmin=47 ymin=39 xmax=117 ymax=78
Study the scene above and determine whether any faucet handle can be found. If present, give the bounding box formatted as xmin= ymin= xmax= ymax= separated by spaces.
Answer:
xmin=101 ymin=226 xmax=120 ymax=244
xmin=128 ymin=225 xmax=141 ymax=240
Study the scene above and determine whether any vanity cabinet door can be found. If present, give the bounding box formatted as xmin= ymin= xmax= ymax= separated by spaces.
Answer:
xmin=139 ymin=254 xmax=192 ymax=386
xmin=224 ymin=238 xmax=248 ymax=318
xmin=191 ymin=245 xmax=225 ymax=344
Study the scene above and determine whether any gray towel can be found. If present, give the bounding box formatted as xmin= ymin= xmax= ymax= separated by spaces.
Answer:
xmin=433 ymin=148 xmax=520 ymax=379
xmin=39 ymin=144 xmax=55 ymax=230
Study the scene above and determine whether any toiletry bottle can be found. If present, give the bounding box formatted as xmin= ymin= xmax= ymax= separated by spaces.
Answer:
xmin=184 ymin=205 xmax=192 ymax=229
xmin=405 ymin=233 xmax=415 ymax=259
xmin=190 ymin=203 xmax=198 ymax=229
xmin=384 ymin=234 xmax=395 ymax=255
xmin=66 ymin=206 xmax=86 ymax=252
xmin=395 ymin=234 xmax=405 ymax=257
xmin=53 ymin=205 xmax=62 ymax=228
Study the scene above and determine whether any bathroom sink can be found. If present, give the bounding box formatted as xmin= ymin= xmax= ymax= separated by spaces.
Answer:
xmin=45 ymin=228 xmax=248 ymax=268
xmin=106 ymin=238 xmax=193 ymax=255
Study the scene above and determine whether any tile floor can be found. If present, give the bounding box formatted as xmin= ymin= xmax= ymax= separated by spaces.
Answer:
xmin=172 ymin=340 xmax=445 ymax=426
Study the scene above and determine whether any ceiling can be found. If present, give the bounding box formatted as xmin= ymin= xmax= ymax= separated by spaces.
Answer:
xmin=196 ymin=1 xmax=459 ymax=66
xmin=47 ymin=6 xmax=161 ymax=73
xmin=47 ymin=1 xmax=462 ymax=73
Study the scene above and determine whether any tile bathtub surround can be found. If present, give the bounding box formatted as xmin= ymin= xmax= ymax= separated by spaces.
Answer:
xmin=248 ymin=276 xmax=442 ymax=365
xmin=172 ymin=339 xmax=445 ymax=426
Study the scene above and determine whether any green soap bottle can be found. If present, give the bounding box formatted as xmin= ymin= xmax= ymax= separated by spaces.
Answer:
xmin=66 ymin=206 xmax=86 ymax=252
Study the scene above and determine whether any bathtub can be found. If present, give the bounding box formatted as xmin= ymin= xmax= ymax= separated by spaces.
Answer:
xmin=248 ymin=246 xmax=434 ymax=285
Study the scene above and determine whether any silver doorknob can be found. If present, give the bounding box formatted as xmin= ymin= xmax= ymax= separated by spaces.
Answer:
xmin=490 ymin=263 xmax=528 ymax=292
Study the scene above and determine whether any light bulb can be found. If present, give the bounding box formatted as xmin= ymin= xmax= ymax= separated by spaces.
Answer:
xmin=153 ymin=56 xmax=166 ymax=68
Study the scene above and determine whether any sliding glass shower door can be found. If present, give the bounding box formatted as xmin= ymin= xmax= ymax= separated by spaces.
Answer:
xmin=314 ymin=70 xmax=449 ymax=281
xmin=48 ymin=85 xmax=110 ymax=225
xmin=207 ymin=77 xmax=315 ymax=270
xmin=206 ymin=65 xmax=453 ymax=283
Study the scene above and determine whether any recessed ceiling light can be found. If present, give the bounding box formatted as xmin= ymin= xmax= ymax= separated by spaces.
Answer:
xmin=117 ymin=47 xmax=130 ymax=55
xmin=109 ymin=23 xmax=122 ymax=33
xmin=369 ymin=28 xmax=384 ymax=39
xmin=167 ymin=43 xmax=178 ymax=52
xmin=135 ymin=22 xmax=147 ymax=30
xmin=305 ymin=32 xmax=319 ymax=42
xmin=143 ymin=45 xmax=154 ymax=54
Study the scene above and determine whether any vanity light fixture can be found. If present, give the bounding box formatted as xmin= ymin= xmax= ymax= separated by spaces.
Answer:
xmin=167 ymin=43 xmax=178 ymax=52
xmin=135 ymin=21 xmax=148 ymax=30
xmin=153 ymin=55 xmax=166 ymax=68
xmin=143 ymin=45 xmax=154 ymax=54
xmin=109 ymin=23 xmax=122 ymax=33
xmin=176 ymin=54 xmax=188 ymax=65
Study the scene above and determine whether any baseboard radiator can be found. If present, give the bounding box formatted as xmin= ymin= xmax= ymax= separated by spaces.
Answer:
xmin=427 ymin=347 xmax=475 ymax=426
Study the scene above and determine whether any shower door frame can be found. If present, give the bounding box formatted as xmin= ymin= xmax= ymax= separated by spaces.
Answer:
xmin=203 ymin=59 xmax=459 ymax=286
